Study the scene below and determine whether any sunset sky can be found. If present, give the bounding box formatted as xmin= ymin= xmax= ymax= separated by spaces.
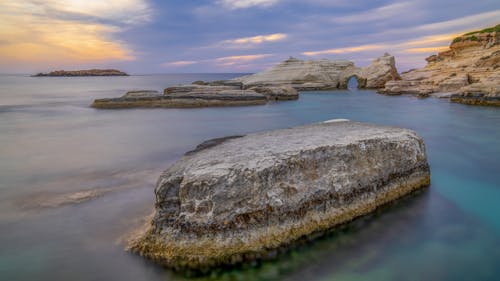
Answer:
xmin=0 ymin=0 xmax=499 ymax=74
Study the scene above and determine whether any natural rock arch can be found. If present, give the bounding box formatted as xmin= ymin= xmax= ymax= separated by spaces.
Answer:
xmin=233 ymin=53 xmax=400 ymax=90
xmin=339 ymin=73 xmax=367 ymax=89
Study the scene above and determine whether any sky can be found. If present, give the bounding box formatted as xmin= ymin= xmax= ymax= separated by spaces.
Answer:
xmin=0 ymin=0 xmax=499 ymax=74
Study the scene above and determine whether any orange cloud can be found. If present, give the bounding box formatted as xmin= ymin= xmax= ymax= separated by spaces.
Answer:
xmin=0 ymin=1 xmax=150 ymax=68
xmin=162 ymin=61 xmax=198 ymax=67
xmin=403 ymin=46 xmax=450 ymax=53
xmin=303 ymin=44 xmax=386 ymax=56
xmin=224 ymin=33 xmax=287 ymax=45
xmin=400 ymin=33 xmax=459 ymax=47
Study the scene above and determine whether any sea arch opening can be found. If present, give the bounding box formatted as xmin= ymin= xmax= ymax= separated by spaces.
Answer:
xmin=345 ymin=75 xmax=366 ymax=90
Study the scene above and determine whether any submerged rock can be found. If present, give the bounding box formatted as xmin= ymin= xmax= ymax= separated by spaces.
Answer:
xmin=129 ymin=121 xmax=430 ymax=271
xmin=379 ymin=24 xmax=500 ymax=106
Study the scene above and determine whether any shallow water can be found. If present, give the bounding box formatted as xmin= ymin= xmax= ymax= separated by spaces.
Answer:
xmin=0 ymin=74 xmax=499 ymax=281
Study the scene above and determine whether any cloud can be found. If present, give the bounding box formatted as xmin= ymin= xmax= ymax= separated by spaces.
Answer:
xmin=413 ymin=10 xmax=500 ymax=33
xmin=217 ymin=0 xmax=280 ymax=9
xmin=223 ymin=33 xmax=287 ymax=46
xmin=214 ymin=54 xmax=272 ymax=65
xmin=162 ymin=61 xmax=198 ymax=67
xmin=303 ymin=44 xmax=387 ymax=56
xmin=331 ymin=2 xmax=421 ymax=24
xmin=403 ymin=46 xmax=450 ymax=53
xmin=0 ymin=0 xmax=151 ymax=69
xmin=162 ymin=54 xmax=273 ymax=68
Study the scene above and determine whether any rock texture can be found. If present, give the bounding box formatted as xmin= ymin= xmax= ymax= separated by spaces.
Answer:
xmin=122 ymin=90 xmax=160 ymax=98
xmin=92 ymin=84 xmax=297 ymax=109
xmin=233 ymin=54 xmax=400 ymax=90
xmin=92 ymin=91 xmax=267 ymax=109
xmin=248 ymin=85 xmax=299 ymax=100
xmin=34 ymin=69 xmax=128 ymax=77
xmin=380 ymin=24 xmax=500 ymax=105
xmin=129 ymin=120 xmax=430 ymax=271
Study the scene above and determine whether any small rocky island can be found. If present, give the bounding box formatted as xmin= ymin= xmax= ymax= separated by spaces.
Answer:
xmin=34 ymin=69 xmax=128 ymax=77
xmin=380 ymin=24 xmax=499 ymax=106
xmin=129 ymin=120 xmax=430 ymax=271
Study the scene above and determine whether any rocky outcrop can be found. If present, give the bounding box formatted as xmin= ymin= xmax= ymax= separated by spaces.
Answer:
xmin=33 ymin=69 xmax=128 ymax=77
xmin=248 ymin=85 xmax=299 ymax=100
xmin=450 ymin=72 xmax=500 ymax=105
xmin=232 ymin=54 xmax=400 ymax=90
xmin=92 ymin=90 xmax=267 ymax=109
xmin=91 ymin=85 xmax=298 ymax=109
xmin=380 ymin=24 xmax=500 ymax=105
xmin=122 ymin=90 xmax=160 ymax=98
xmin=129 ymin=120 xmax=430 ymax=271
xmin=360 ymin=53 xmax=401 ymax=88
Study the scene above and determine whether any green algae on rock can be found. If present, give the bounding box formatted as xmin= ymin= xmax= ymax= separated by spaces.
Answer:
xmin=129 ymin=120 xmax=431 ymax=272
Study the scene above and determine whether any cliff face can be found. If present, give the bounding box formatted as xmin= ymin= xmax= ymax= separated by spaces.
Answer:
xmin=233 ymin=54 xmax=400 ymax=90
xmin=34 ymin=69 xmax=128 ymax=77
xmin=381 ymin=24 xmax=499 ymax=105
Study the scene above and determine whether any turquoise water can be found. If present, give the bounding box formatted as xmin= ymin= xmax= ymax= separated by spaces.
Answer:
xmin=0 ymin=74 xmax=499 ymax=281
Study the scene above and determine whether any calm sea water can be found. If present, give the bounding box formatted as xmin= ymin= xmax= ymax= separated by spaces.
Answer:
xmin=0 ymin=74 xmax=499 ymax=281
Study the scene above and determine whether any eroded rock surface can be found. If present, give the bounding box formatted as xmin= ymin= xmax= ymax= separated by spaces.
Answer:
xmin=122 ymin=90 xmax=160 ymax=98
xmin=92 ymin=84 xmax=298 ymax=108
xmin=380 ymin=24 xmax=500 ymax=105
xmin=233 ymin=54 xmax=400 ymax=90
xmin=130 ymin=121 xmax=430 ymax=271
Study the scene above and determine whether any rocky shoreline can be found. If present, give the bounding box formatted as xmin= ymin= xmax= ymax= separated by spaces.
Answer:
xmin=34 ymin=69 xmax=128 ymax=77
xmin=91 ymin=54 xmax=399 ymax=109
xmin=128 ymin=120 xmax=430 ymax=272
xmin=379 ymin=24 xmax=499 ymax=106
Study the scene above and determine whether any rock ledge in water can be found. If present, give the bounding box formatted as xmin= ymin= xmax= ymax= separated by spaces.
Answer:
xmin=129 ymin=121 xmax=430 ymax=271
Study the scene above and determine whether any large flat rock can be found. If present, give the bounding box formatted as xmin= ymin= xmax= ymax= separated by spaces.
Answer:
xmin=130 ymin=120 xmax=430 ymax=271
xmin=92 ymin=90 xmax=268 ymax=108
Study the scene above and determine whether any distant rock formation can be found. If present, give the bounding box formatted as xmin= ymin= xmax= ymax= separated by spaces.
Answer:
xmin=380 ymin=24 xmax=499 ymax=106
xmin=91 ymin=85 xmax=297 ymax=109
xmin=129 ymin=120 xmax=430 ymax=271
xmin=34 ymin=69 xmax=128 ymax=77
xmin=233 ymin=54 xmax=400 ymax=90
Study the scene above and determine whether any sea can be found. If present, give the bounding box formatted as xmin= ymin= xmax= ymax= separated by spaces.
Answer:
xmin=0 ymin=74 xmax=499 ymax=281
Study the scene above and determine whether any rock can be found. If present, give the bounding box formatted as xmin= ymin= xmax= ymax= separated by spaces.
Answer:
xmin=451 ymin=72 xmax=500 ymax=106
xmin=192 ymin=81 xmax=210 ymax=85
xmin=233 ymin=54 xmax=399 ymax=90
xmin=129 ymin=121 xmax=430 ymax=271
xmin=93 ymin=84 xmax=299 ymax=109
xmin=380 ymin=25 xmax=499 ymax=105
xmin=249 ymin=85 xmax=299 ymax=100
xmin=208 ymin=80 xmax=244 ymax=89
xmin=91 ymin=90 xmax=268 ymax=109
xmin=164 ymin=85 xmax=241 ymax=95
xmin=360 ymin=53 xmax=401 ymax=88
xmin=33 ymin=69 xmax=128 ymax=77
xmin=430 ymin=92 xmax=456 ymax=99
xmin=122 ymin=90 xmax=160 ymax=98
